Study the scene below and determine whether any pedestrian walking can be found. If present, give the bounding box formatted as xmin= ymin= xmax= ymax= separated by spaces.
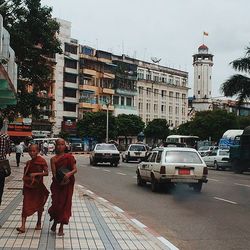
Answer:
xmin=15 ymin=142 xmax=23 ymax=167
xmin=42 ymin=141 xmax=48 ymax=155
xmin=0 ymin=117 xmax=10 ymax=221
xmin=16 ymin=144 xmax=49 ymax=234
xmin=48 ymin=139 xmax=77 ymax=236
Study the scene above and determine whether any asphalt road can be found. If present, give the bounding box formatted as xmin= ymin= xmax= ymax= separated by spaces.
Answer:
xmin=75 ymin=155 xmax=250 ymax=250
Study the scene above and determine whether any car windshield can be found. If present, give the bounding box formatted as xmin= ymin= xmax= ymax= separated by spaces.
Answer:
xmin=164 ymin=151 xmax=203 ymax=164
xmin=129 ymin=145 xmax=146 ymax=151
xmin=219 ymin=150 xmax=229 ymax=156
xmin=198 ymin=146 xmax=210 ymax=151
xmin=96 ymin=144 xmax=117 ymax=150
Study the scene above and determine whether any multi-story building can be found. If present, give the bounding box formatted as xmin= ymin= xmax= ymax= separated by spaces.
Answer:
xmin=0 ymin=15 xmax=17 ymax=110
xmin=136 ymin=61 xmax=189 ymax=128
xmin=111 ymin=54 xmax=138 ymax=116
xmin=78 ymin=46 xmax=115 ymax=119
xmin=53 ymin=18 xmax=79 ymax=135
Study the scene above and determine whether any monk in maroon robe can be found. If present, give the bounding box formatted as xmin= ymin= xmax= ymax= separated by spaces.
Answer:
xmin=48 ymin=139 xmax=77 ymax=236
xmin=17 ymin=144 xmax=49 ymax=233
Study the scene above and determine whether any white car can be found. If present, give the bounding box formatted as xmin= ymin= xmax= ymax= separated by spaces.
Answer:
xmin=122 ymin=144 xmax=148 ymax=163
xmin=202 ymin=149 xmax=231 ymax=170
xmin=198 ymin=146 xmax=218 ymax=156
xmin=90 ymin=143 xmax=120 ymax=167
xmin=136 ymin=147 xmax=208 ymax=192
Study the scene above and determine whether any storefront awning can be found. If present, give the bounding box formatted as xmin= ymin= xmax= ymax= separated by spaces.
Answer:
xmin=7 ymin=131 xmax=32 ymax=137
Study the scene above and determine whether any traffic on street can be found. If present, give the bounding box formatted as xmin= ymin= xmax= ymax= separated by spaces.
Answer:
xmin=75 ymin=154 xmax=250 ymax=250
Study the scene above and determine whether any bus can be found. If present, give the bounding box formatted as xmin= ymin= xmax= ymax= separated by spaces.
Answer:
xmin=166 ymin=135 xmax=199 ymax=148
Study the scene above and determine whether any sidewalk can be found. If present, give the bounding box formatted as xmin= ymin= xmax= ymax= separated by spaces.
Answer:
xmin=0 ymin=154 xmax=177 ymax=250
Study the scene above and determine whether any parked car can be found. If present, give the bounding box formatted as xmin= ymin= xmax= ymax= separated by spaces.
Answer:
xmin=136 ymin=147 xmax=208 ymax=192
xmin=202 ymin=149 xmax=231 ymax=170
xmin=198 ymin=146 xmax=218 ymax=156
xmin=90 ymin=143 xmax=120 ymax=167
xmin=122 ymin=144 xmax=148 ymax=163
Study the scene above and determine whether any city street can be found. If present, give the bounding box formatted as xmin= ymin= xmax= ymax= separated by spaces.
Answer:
xmin=75 ymin=155 xmax=250 ymax=250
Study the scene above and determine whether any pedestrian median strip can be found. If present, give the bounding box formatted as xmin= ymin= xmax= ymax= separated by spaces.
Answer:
xmin=103 ymin=169 xmax=111 ymax=172
xmin=113 ymin=205 xmax=124 ymax=213
xmin=213 ymin=196 xmax=238 ymax=205
xmin=157 ymin=237 xmax=179 ymax=250
xmin=131 ymin=218 xmax=147 ymax=228
xmin=207 ymin=178 xmax=219 ymax=182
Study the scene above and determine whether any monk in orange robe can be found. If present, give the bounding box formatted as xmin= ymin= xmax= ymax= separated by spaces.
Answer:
xmin=17 ymin=144 xmax=49 ymax=233
xmin=48 ymin=139 xmax=77 ymax=236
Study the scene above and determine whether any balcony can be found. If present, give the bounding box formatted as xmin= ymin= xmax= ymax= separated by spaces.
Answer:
xmin=79 ymin=84 xmax=99 ymax=93
xmin=79 ymin=68 xmax=96 ymax=76
xmin=115 ymin=88 xmax=137 ymax=96
xmin=100 ymin=104 xmax=114 ymax=111
xmin=64 ymin=97 xmax=78 ymax=103
xmin=78 ymin=102 xmax=99 ymax=111
xmin=64 ymin=67 xmax=78 ymax=75
xmin=100 ymin=88 xmax=114 ymax=95
xmin=64 ymin=81 xmax=78 ymax=89
xmin=114 ymin=105 xmax=138 ymax=116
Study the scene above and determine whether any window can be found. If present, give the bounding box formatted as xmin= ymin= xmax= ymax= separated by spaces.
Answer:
xmin=146 ymin=103 xmax=150 ymax=111
xmin=198 ymin=90 xmax=200 ymax=94
xmin=139 ymin=102 xmax=143 ymax=110
xmin=154 ymin=89 xmax=158 ymax=97
xmin=165 ymin=151 xmax=202 ymax=164
xmin=139 ymin=87 xmax=143 ymax=95
xmin=127 ymin=97 xmax=132 ymax=106
xmin=154 ymin=104 xmax=158 ymax=111
xmin=169 ymin=91 xmax=173 ymax=98
xmin=65 ymin=43 xmax=77 ymax=54
xmin=156 ymin=151 xmax=162 ymax=163
xmin=161 ymin=105 xmax=165 ymax=112
xmin=121 ymin=96 xmax=124 ymax=105
xmin=64 ymin=58 xmax=77 ymax=69
xmin=146 ymin=88 xmax=151 ymax=96
xmin=150 ymin=152 xmax=157 ymax=162
xmin=161 ymin=90 xmax=166 ymax=98
xmin=64 ymin=72 xmax=77 ymax=83
xmin=198 ymin=75 xmax=201 ymax=79
xmin=64 ymin=102 xmax=76 ymax=112
xmin=169 ymin=106 xmax=173 ymax=114
xmin=113 ymin=96 xmax=119 ymax=105
xmin=175 ymin=107 xmax=179 ymax=115
xmin=64 ymin=88 xmax=77 ymax=98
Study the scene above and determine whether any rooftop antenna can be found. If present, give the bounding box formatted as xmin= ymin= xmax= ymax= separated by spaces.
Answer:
xmin=151 ymin=57 xmax=161 ymax=64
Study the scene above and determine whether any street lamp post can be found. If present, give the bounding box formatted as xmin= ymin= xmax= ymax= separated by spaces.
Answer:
xmin=106 ymin=102 xmax=109 ymax=143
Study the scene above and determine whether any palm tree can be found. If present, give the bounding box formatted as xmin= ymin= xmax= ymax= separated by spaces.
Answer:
xmin=221 ymin=46 xmax=250 ymax=104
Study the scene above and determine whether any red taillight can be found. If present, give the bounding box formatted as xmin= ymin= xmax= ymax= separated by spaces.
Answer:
xmin=203 ymin=167 xmax=208 ymax=175
xmin=160 ymin=166 xmax=166 ymax=174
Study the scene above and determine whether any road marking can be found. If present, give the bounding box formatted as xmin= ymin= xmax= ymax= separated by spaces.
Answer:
xmin=116 ymin=172 xmax=127 ymax=176
xmin=234 ymin=183 xmax=250 ymax=188
xmin=157 ymin=237 xmax=179 ymax=250
xmin=103 ymin=169 xmax=111 ymax=172
xmin=97 ymin=197 xmax=109 ymax=203
xmin=86 ymin=190 xmax=94 ymax=195
xmin=77 ymin=184 xmax=84 ymax=189
xmin=131 ymin=218 xmax=147 ymax=228
xmin=207 ymin=178 xmax=219 ymax=182
xmin=91 ymin=167 xmax=99 ymax=169
xmin=132 ymin=176 xmax=137 ymax=179
xmin=213 ymin=197 xmax=237 ymax=205
xmin=113 ymin=206 xmax=124 ymax=213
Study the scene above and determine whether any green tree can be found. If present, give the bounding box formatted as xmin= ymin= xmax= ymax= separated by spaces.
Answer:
xmin=144 ymin=119 xmax=169 ymax=144
xmin=237 ymin=115 xmax=250 ymax=129
xmin=221 ymin=46 xmax=250 ymax=104
xmin=1 ymin=0 xmax=62 ymax=118
xmin=116 ymin=114 xmax=145 ymax=145
xmin=185 ymin=110 xmax=238 ymax=142
xmin=176 ymin=121 xmax=192 ymax=135
xmin=77 ymin=112 xmax=117 ymax=142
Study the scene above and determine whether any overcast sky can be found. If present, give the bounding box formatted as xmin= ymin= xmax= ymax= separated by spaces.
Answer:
xmin=41 ymin=0 xmax=250 ymax=97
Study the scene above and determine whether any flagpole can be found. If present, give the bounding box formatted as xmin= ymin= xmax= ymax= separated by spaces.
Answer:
xmin=203 ymin=32 xmax=204 ymax=44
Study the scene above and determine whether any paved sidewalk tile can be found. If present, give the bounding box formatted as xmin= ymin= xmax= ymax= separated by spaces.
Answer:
xmin=0 ymin=155 xmax=171 ymax=250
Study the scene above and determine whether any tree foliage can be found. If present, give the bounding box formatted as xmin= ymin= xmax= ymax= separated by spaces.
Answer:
xmin=221 ymin=46 xmax=250 ymax=104
xmin=144 ymin=119 xmax=169 ymax=142
xmin=177 ymin=110 xmax=238 ymax=142
xmin=77 ymin=112 xmax=117 ymax=142
xmin=116 ymin=114 xmax=145 ymax=138
xmin=0 ymin=0 xmax=62 ymax=117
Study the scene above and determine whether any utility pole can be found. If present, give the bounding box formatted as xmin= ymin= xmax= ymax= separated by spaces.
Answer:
xmin=106 ymin=97 xmax=111 ymax=143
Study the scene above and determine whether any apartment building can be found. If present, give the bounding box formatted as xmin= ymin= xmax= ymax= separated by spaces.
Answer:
xmin=78 ymin=46 xmax=115 ymax=119
xmin=136 ymin=61 xmax=189 ymax=128
xmin=53 ymin=18 xmax=79 ymax=135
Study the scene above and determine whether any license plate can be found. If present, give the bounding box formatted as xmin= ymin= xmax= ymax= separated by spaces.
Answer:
xmin=179 ymin=169 xmax=190 ymax=175
xmin=135 ymin=152 xmax=141 ymax=156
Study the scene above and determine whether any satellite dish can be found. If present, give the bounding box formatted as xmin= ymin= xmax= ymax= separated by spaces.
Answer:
xmin=151 ymin=57 xmax=161 ymax=63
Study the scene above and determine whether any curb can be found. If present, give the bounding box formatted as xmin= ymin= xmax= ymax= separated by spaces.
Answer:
xmin=76 ymin=184 xmax=179 ymax=250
